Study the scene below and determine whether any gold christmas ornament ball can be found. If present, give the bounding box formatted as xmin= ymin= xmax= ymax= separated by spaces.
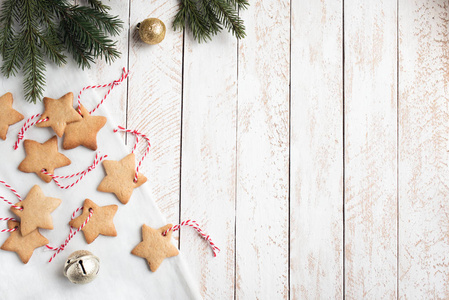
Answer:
xmin=137 ymin=18 xmax=166 ymax=45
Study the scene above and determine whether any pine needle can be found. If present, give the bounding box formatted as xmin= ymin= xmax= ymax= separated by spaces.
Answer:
xmin=173 ymin=0 xmax=248 ymax=43
xmin=0 ymin=0 xmax=123 ymax=103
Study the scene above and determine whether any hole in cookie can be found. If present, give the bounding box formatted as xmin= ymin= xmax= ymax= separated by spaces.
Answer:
xmin=89 ymin=208 xmax=93 ymax=213
xmin=67 ymin=260 xmax=71 ymax=264
xmin=14 ymin=226 xmax=18 ymax=229
xmin=79 ymin=260 xmax=87 ymax=275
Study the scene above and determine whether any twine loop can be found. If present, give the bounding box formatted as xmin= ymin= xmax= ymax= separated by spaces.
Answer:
xmin=113 ymin=126 xmax=151 ymax=183
xmin=13 ymin=114 xmax=48 ymax=150
xmin=0 ymin=180 xmax=23 ymax=210
xmin=41 ymin=152 xmax=107 ymax=189
xmin=78 ymin=67 xmax=129 ymax=115
xmin=0 ymin=218 xmax=18 ymax=233
xmin=46 ymin=206 xmax=94 ymax=262
xmin=13 ymin=68 xmax=129 ymax=150
xmin=163 ymin=220 xmax=220 ymax=257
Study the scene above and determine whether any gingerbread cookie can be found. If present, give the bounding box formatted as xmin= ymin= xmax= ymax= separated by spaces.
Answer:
xmin=11 ymin=185 xmax=61 ymax=236
xmin=18 ymin=136 xmax=71 ymax=183
xmin=97 ymin=153 xmax=147 ymax=204
xmin=63 ymin=104 xmax=107 ymax=150
xmin=36 ymin=92 xmax=82 ymax=137
xmin=1 ymin=220 xmax=49 ymax=264
xmin=0 ymin=92 xmax=24 ymax=140
xmin=131 ymin=224 xmax=179 ymax=272
xmin=69 ymin=199 xmax=118 ymax=244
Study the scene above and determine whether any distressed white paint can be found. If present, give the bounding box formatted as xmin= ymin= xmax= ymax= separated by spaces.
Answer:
xmin=127 ymin=0 xmax=183 ymax=222
xmin=344 ymin=1 xmax=398 ymax=298
xmin=236 ymin=0 xmax=290 ymax=299
xmin=399 ymin=1 xmax=449 ymax=298
xmin=180 ymin=31 xmax=237 ymax=299
xmin=290 ymin=0 xmax=343 ymax=298
xmin=27 ymin=0 xmax=449 ymax=297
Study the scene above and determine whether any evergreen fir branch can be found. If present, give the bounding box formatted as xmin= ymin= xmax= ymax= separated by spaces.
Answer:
xmin=36 ymin=31 xmax=67 ymax=66
xmin=58 ymin=18 xmax=97 ymax=69
xmin=0 ymin=0 xmax=20 ymax=56
xmin=229 ymin=0 xmax=249 ymax=10
xmin=35 ymin=0 xmax=58 ymax=35
xmin=1 ymin=35 xmax=23 ymax=77
xmin=199 ymin=0 xmax=222 ymax=36
xmin=71 ymin=5 xmax=123 ymax=36
xmin=85 ymin=0 xmax=110 ymax=13
xmin=22 ymin=42 xmax=46 ymax=103
xmin=59 ymin=11 xmax=120 ymax=64
xmin=22 ymin=0 xmax=46 ymax=103
xmin=0 ymin=0 xmax=123 ymax=103
xmin=172 ymin=4 xmax=187 ymax=31
xmin=174 ymin=0 xmax=212 ymax=43
xmin=173 ymin=0 xmax=248 ymax=42
xmin=209 ymin=0 xmax=246 ymax=39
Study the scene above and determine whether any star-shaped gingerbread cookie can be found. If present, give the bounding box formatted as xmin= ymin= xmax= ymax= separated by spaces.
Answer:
xmin=1 ymin=220 xmax=49 ymax=264
xmin=63 ymin=105 xmax=107 ymax=150
xmin=97 ymin=153 xmax=147 ymax=204
xmin=0 ymin=92 xmax=24 ymax=140
xmin=131 ymin=224 xmax=179 ymax=272
xmin=11 ymin=185 xmax=61 ymax=236
xmin=18 ymin=136 xmax=71 ymax=183
xmin=36 ymin=92 xmax=82 ymax=137
xmin=69 ymin=199 xmax=118 ymax=244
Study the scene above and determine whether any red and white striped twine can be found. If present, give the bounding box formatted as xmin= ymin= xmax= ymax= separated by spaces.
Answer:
xmin=41 ymin=152 xmax=107 ymax=189
xmin=0 ymin=217 xmax=18 ymax=233
xmin=113 ymin=126 xmax=151 ymax=183
xmin=0 ymin=180 xmax=22 ymax=232
xmin=77 ymin=67 xmax=129 ymax=115
xmin=13 ymin=67 xmax=129 ymax=150
xmin=46 ymin=206 xmax=93 ymax=262
xmin=13 ymin=114 xmax=48 ymax=150
xmin=163 ymin=220 xmax=220 ymax=257
xmin=0 ymin=180 xmax=23 ymax=210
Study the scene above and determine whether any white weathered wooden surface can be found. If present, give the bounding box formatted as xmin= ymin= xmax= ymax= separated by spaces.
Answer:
xmin=345 ymin=1 xmax=398 ymax=298
xmin=290 ymin=0 xmax=343 ymax=298
xmin=85 ymin=0 xmax=449 ymax=298
xmin=399 ymin=1 xmax=449 ymax=298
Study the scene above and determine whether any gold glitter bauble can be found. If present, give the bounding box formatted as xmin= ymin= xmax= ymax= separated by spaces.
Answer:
xmin=137 ymin=18 xmax=166 ymax=45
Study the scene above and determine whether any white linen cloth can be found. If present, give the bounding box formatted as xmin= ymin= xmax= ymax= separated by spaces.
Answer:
xmin=0 ymin=64 xmax=200 ymax=299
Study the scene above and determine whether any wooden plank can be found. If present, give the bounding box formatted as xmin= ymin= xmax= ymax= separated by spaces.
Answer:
xmin=85 ymin=0 xmax=130 ymax=127
xmin=180 ymin=33 xmax=237 ymax=298
xmin=128 ymin=0 xmax=183 ymax=221
xmin=344 ymin=1 xmax=398 ymax=298
xmin=398 ymin=1 xmax=449 ymax=298
xmin=236 ymin=0 xmax=290 ymax=298
xmin=290 ymin=0 xmax=343 ymax=298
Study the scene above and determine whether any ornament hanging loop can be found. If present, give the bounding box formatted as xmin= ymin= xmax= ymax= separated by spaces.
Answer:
xmin=13 ymin=68 xmax=129 ymax=150
xmin=41 ymin=152 xmax=108 ymax=189
xmin=0 ymin=180 xmax=23 ymax=210
xmin=13 ymin=114 xmax=48 ymax=150
xmin=163 ymin=220 xmax=220 ymax=257
xmin=0 ymin=218 xmax=18 ymax=233
xmin=46 ymin=206 xmax=94 ymax=262
xmin=113 ymin=126 xmax=151 ymax=183
xmin=77 ymin=67 xmax=129 ymax=115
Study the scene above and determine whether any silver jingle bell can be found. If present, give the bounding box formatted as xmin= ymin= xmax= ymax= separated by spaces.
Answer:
xmin=64 ymin=250 xmax=100 ymax=284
